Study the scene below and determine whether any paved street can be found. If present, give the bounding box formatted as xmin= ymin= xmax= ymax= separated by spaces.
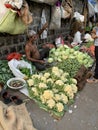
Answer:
xmin=11 ymin=81 xmax=98 ymax=130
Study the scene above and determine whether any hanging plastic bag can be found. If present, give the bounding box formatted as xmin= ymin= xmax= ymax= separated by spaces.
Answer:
xmin=49 ymin=1 xmax=61 ymax=30
xmin=73 ymin=12 xmax=84 ymax=22
xmin=0 ymin=9 xmax=27 ymax=34
xmin=61 ymin=0 xmax=73 ymax=19
xmin=4 ymin=0 xmax=23 ymax=9
xmin=40 ymin=9 xmax=47 ymax=39
xmin=30 ymin=0 xmax=58 ymax=5
xmin=19 ymin=1 xmax=33 ymax=25
xmin=0 ymin=0 xmax=8 ymax=22
xmin=61 ymin=6 xmax=71 ymax=19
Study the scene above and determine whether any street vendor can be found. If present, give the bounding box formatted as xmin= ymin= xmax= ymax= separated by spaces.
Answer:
xmin=87 ymin=22 xmax=98 ymax=83
xmin=71 ymin=26 xmax=85 ymax=47
xmin=25 ymin=22 xmax=55 ymax=71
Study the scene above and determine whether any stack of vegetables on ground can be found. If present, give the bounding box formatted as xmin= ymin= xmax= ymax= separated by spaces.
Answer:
xmin=0 ymin=60 xmax=13 ymax=84
xmin=48 ymin=45 xmax=94 ymax=77
xmin=27 ymin=66 xmax=78 ymax=118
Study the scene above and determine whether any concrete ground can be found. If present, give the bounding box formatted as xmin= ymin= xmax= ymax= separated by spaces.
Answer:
xmin=7 ymin=81 xmax=98 ymax=130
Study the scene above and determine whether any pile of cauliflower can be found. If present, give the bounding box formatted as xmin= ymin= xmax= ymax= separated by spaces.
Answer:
xmin=27 ymin=66 xmax=78 ymax=114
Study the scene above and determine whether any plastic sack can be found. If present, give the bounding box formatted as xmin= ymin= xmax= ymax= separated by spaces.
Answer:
xmin=61 ymin=6 xmax=71 ymax=19
xmin=0 ymin=0 xmax=8 ymax=22
xmin=94 ymin=2 xmax=98 ymax=13
xmin=49 ymin=5 xmax=61 ymax=30
xmin=84 ymin=33 xmax=94 ymax=42
xmin=4 ymin=0 xmax=23 ymax=9
xmin=61 ymin=0 xmax=73 ymax=19
xmin=8 ymin=59 xmax=32 ymax=79
xmin=73 ymin=12 xmax=84 ymax=22
xmin=0 ymin=9 xmax=27 ymax=34
xmin=40 ymin=9 xmax=47 ymax=39
xmin=88 ymin=1 xmax=95 ymax=17
xmin=30 ymin=0 xmax=58 ymax=5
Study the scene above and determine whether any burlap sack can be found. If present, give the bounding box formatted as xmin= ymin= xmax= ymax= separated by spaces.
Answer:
xmin=0 ymin=101 xmax=37 ymax=130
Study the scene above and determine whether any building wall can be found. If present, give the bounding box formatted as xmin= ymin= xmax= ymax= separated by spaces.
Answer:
xmin=0 ymin=0 xmax=84 ymax=59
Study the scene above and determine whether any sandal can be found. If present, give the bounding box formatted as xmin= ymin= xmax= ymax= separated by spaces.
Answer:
xmin=86 ymin=77 xmax=98 ymax=83
xmin=1 ymin=90 xmax=23 ymax=105
xmin=10 ymin=96 xmax=23 ymax=105
xmin=1 ymin=91 xmax=12 ymax=104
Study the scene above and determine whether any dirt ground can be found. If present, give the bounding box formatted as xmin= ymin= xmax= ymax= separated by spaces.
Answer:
xmin=5 ymin=81 xmax=98 ymax=130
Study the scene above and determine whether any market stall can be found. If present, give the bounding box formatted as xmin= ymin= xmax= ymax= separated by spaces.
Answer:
xmin=0 ymin=43 xmax=94 ymax=119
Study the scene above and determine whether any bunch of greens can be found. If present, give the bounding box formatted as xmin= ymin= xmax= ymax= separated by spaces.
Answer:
xmin=0 ymin=60 xmax=13 ymax=83
xmin=57 ymin=58 xmax=81 ymax=77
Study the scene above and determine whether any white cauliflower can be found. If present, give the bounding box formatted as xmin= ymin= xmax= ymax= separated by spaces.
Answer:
xmin=47 ymin=78 xmax=54 ymax=84
xmin=55 ymin=80 xmax=64 ymax=86
xmin=39 ymin=83 xmax=47 ymax=89
xmin=61 ymin=93 xmax=68 ymax=104
xmin=43 ymin=90 xmax=54 ymax=100
xmin=71 ymin=84 xmax=78 ymax=93
xmin=54 ymin=94 xmax=61 ymax=101
xmin=44 ymin=72 xmax=50 ymax=78
xmin=41 ymin=77 xmax=47 ymax=83
xmin=27 ymin=79 xmax=34 ymax=86
xmin=31 ymin=87 xmax=38 ymax=96
xmin=56 ymin=102 xmax=64 ymax=112
xmin=47 ymin=99 xmax=55 ymax=109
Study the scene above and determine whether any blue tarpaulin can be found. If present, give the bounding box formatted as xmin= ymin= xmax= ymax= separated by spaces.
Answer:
xmin=88 ymin=0 xmax=96 ymax=6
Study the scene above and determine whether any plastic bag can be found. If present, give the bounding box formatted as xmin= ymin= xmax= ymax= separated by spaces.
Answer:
xmin=88 ymin=1 xmax=95 ymax=17
xmin=4 ymin=0 xmax=23 ymax=9
xmin=40 ymin=9 xmax=47 ymax=39
xmin=49 ymin=5 xmax=61 ymax=30
xmin=61 ymin=0 xmax=73 ymax=19
xmin=30 ymin=0 xmax=58 ymax=5
xmin=8 ymin=59 xmax=32 ymax=79
xmin=0 ymin=9 xmax=27 ymax=34
xmin=61 ymin=6 xmax=71 ymax=19
xmin=0 ymin=0 xmax=8 ymax=22
xmin=73 ymin=12 xmax=84 ymax=22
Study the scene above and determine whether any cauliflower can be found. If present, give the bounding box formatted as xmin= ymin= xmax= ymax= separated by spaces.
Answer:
xmin=64 ymin=85 xmax=74 ymax=99
xmin=43 ymin=90 xmax=54 ymax=100
xmin=61 ymin=93 xmax=68 ymax=104
xmin=71 ymin=78 xmax=77 ymax=85
xmin=27 ymin=79 xmax=34 ymax=86
xmin=47 ymin=78 xmax=54 ymax=84
xmin=60 ymin=76 xmax=67 ymax=82
xmin=31 ymin=74 xmax=41 ymax=79
xmin=64 ymin=85 xmax=72 ymax=93
xmin=56 ymin=102 xmax=64 ymax=112
xmin=40 ymin=95 xmax=46 ymax=103
xmin=41 ymin=77 xmax=47 ymax=83
xmin=52 ymin=66 xmax=59 ymax=72
xmin=39 ymin=83 xmax=47 ymax=89
xmin=54 ymin=94 xmax=61 ymax=101
xmin=31 ymin=87 xmax=38 ymax=96
xmin=44 ymin=73 xmax=50 ymax=78
xmin=71 ymin=84 xmax=78 ymax=93
xmin=47 ymin=99 xmax=55 ymax=109
xmin=55 ymin=80 xmax=64 ymax=86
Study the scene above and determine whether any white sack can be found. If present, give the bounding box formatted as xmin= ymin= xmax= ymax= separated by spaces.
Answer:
xmin=8 ymin=59 xmax=32 ymax=79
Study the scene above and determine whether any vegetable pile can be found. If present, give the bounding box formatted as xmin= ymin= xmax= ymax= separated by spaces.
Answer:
xmin=27 ymin=66 xmax=78 ymax=118
xmin=48 ymin=45 xmax=94 ymax=69
xmin=0 ymin=60 xmax=13 ymax=83
xmin=27 ymin=45 xmax=94 ymax=118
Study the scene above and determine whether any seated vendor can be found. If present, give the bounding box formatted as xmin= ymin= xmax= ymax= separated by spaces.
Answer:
xmin=25 ymin=22 xmax=54 ymax=71
xmin=71 ymin=26 xmax=85 ymax=47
